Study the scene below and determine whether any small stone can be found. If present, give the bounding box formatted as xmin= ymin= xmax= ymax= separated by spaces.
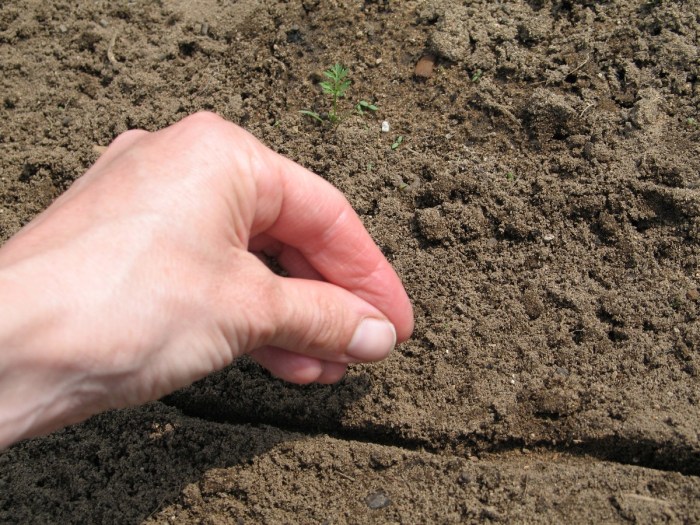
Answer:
xmin=58 ymin=24 xmax=67 ymax=33
xmin=458 ymin=472 xmax=472 ymax=484
xmin=375 ymin=57 xmax=382 ymax=65
xmin=543 ymin=233 xmax=555 ymax=243
xmin=686 ymin=288 xmax=699 ymax=301
xmin=365 ymin=490 xmax=391 ymax=510
xmin=201 ymin=22 xmax=209 ymax=36
xmin=99 ymin=18 xmax=109 ymax=28
xmin=414 ymin=54 xmax=436 ymax=78
xmin=381 ymin=121 xmax=390 ymax=133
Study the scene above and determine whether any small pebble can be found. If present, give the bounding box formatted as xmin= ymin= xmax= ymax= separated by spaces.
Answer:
xmin=543 ymin=233 xmax=555 ymax=243
xmin=99 ymin=18 xmax=109 ymax=28
xmin=365 ymin=490 xmax=391 ymax=510
xmin=58 ymin=24 xmax=67 ymax=33
xmin=686 ymin=288 xmax=699 ymax=301
xmin=381 ymin=121 xmax=390 ymax=133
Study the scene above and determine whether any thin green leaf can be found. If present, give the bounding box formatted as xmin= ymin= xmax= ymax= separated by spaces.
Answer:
xmin=300 ymin=110 xmax=324 ymax=123
xmin=356 ymin=100 xmax=379 ymax=115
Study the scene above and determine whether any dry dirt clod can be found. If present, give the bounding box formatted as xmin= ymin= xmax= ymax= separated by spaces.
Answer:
xmin=414 ymin=54 xmax=436 ymax=78
xmin=686 ymin=288 xmax=699 ymax=301
xmin=365 ymin=490 xmax=391 ymax=509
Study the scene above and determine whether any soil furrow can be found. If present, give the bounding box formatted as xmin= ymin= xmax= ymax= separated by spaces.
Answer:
xmin=164 ymin=398 xmax=700 ymax=477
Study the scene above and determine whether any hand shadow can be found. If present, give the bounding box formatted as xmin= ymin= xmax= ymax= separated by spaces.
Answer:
xmin=163 ymin=356 xmax=374 ymax=435
xmin=0 ymin=362 xmax=373 ymax=524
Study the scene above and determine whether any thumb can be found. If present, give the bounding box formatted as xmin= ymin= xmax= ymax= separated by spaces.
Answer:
xmin=257 ymin=275 xmax=398 ymax=365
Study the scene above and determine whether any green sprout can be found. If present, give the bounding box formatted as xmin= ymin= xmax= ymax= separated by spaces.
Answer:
xmin=356 ymin=100 xmax=378 ymax=115
xmin=471 ymin=69 xmax=483 ymax=83
xmin=299 ymin=109 xmax=325 ymax=123
xmin=506 ymin=171 xmax=515 ymax=181
xmin=391 ymin=135 xmax=403 ymax=150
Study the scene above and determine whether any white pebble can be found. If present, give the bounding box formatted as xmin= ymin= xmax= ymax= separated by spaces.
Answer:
xmin=381 ymin=121 xmax=390 ymax=133
xmin=543 ymin=233 xmax=555 ymax=243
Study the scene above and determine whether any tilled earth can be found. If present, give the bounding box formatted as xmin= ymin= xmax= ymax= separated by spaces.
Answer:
xmin=1 ymin=0 xmax=699 ymax=523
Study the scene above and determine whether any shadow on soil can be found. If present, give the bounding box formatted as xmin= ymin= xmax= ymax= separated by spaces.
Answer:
xmin=0 ymin=370 xmax=376 ymax=525
xmin=0 ymin=404 xmax=271 ymax=524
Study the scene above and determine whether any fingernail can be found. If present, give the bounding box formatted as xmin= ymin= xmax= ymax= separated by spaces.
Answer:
xmin=347 ymin=318 xmax=396 ymax=362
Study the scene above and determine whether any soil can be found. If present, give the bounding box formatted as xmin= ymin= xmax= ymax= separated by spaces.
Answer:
xmin=1 ymin=0 xmax=699 ymax=523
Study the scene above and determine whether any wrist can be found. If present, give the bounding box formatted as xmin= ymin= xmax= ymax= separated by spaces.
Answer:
xmin=0 ymin=263 xmax=91 ymax=448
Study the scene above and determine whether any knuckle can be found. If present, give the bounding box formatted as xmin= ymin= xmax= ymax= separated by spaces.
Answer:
xmin=176 ymin=112 xmax=229 ymax=145
xmin=110 ymin=128 xmax=148 ymax=147
xmin=176 ymin=112 xmax=249 ymax=154
xmin=184 ymin=110 xmax=226 ymax=127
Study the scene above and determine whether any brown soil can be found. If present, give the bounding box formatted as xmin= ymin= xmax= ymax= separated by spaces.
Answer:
xmin=1 ymin=0 xmax=699 ymax=523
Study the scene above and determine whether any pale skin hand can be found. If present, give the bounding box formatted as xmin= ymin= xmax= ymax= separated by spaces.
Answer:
xmin=0 ymin=112 xmax=413 ymax=449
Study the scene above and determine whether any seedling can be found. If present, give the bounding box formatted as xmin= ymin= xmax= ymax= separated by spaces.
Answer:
xmin=301 ymin=63 xmax=350 ymax=125
xmin=506 ymin=171 xmax=515 ymax=181
xmin=471 ymin=69 xmax=483 ymax=83
xmin=301 ymin=64 xmax=378 ymax=125
xmin=391 ymin=135 xmax=403 ymax=150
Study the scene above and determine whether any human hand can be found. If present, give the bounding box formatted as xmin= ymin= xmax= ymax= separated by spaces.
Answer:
xmin=0 ymin=112 xmax=413 ymax=447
